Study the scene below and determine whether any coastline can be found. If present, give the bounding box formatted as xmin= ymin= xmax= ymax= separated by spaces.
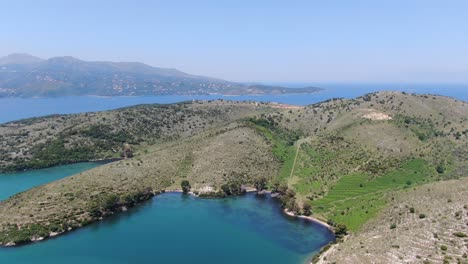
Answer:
xmin=283 ymin=210 xmax=333 ymax=231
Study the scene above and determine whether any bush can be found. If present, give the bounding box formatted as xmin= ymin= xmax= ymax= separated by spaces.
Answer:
xmin=390 ymin=223 xmax=397 ymax=229
xmin=409 ymin=207 xmax=415 ymax=213
xmin=419 ymin=213 xmax=426 ymax=219
xmin=440 ymin=245 xmax=447 ymax=251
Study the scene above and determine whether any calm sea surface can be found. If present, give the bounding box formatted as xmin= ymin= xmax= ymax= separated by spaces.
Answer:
xmin=1 ymin=83 xmax=466 ymax=123
xmin=0 ymin=165 xmax=334 ymax=264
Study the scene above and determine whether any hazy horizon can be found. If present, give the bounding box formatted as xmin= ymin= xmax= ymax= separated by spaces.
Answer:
xmin=2 ymin=0 xmax=468 ymax=83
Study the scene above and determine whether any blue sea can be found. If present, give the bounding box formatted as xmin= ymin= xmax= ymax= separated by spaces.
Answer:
xmin=1 ymin=83 xmax=466 ymax=124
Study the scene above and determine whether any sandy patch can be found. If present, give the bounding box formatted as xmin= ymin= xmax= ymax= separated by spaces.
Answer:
xmin=362 ymin=109 xmax=392 ymax=120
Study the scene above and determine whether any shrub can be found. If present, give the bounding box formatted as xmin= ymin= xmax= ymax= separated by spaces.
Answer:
xmin=440 ymin=245 xmax=447 ymax=251
xmin=390 ymin=223 xmax=397 ymax=229
xmin=453 ymin=232 xmax=467 ymax=238
xmin=419 ymin=213 xmax=426 ymax=219
xmin=409 ymin=207 xmax=415 ymax=213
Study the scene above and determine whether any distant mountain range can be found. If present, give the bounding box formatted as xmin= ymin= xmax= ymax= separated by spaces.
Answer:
xmin=0 ymin=53 xmax=322 ymax=97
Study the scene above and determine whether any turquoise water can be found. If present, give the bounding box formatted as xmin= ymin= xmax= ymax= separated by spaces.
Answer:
xmin=0 ymin=166 xmax=334 ymax=264
xmin=0 ymin=162 xmax=103 ymax=200
xmin=1 ymin=83 xmax=466 ymax=123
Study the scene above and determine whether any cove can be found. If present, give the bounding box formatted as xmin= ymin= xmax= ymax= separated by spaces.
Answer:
xmin=0 ymin=165 xmax=335 ymax=264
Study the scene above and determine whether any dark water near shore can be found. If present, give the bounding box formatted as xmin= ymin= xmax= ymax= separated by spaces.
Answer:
xmin=0 ymin=165 xmax=334 ymax=264
xmin=1 ymin=83 xmax=466 ymax=123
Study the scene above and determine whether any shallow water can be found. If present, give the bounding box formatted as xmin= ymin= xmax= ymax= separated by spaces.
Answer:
xmin=0 ymin=165 xmax=334 ymax=264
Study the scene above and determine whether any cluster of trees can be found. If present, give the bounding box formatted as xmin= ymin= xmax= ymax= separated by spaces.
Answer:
xmin=271 ymin=182 xmax=300 ymax=214
xmin=221 ymin=181 xmax=243 ymax=195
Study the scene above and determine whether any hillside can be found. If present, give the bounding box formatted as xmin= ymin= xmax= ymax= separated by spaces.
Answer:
xmin=317 ymin=177 xmax=468 ymax=264
xmin=0 ymin=54 xmax=322 ymax=97
xmin=0 ymin=91 xmax=466 ymax=262
xmin=0 ymin=100 xmax=275 ymax=172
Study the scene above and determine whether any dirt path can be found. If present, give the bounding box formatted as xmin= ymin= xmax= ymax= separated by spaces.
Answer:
xmin=287 ymin=138 xmax=307 ymax=188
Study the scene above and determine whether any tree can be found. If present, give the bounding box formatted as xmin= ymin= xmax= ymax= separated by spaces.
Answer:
xmin=286 ymin=188 xmax=296 ymax=198
xmin=334 ymin=224 xmax=348 ymax=239
xmin=277 ymin=184 xmax=288 ymax=195
xmin=181 ymin=180 xmax=191 ymax=193
xmin=254 ymin=176 xmax=267 ymax=191
xmin=436 ymin=164 xmax=445 ymax=174
xmin=302 ymin=203 xmax=312 ymax=216
xmin=286 ymin=199 xmax=299 ymax=214
xmin=122 ymin=143 xmax=133 ymax=158
xmin=103 ymin=194 xmax=119 ymax=210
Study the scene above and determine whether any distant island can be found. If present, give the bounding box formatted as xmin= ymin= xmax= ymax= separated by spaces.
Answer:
xmin=0 ymin=53 xmax=322 ymax=97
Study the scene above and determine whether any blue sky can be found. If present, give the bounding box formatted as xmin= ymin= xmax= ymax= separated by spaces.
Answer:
xmin=1 ymin=0 xmax=467 ymax=82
